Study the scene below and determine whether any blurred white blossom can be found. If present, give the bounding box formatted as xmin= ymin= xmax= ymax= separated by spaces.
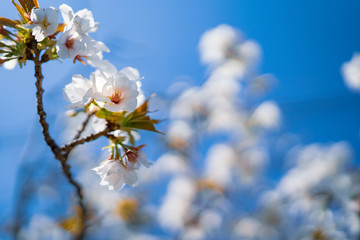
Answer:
xmin=18 ymin=215 xmax=70 ymax=240
xmin=250 ymin=101 xmax=281 ymax=129
xmin=158 ymin=177 xmax=196 ymax=231
xmin=342 ymin=53 xmax=360 ymax=91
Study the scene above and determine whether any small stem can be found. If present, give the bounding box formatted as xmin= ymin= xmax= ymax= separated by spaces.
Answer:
xmin=115 ymin=144 xmax=121 ymax=159
xmin=73 ymin=112 xmax=95 ymax=140
xmin=62 ymin=128 xmax=110 ymax=155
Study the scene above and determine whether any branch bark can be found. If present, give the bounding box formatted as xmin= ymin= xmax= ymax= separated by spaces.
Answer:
xmin=62 ymin=128 xmax=110 ymax=155
xmin=34 ymin=48 xmax=101 ymax=240
xmin=34 ymin=50 xmax=60 ymax=156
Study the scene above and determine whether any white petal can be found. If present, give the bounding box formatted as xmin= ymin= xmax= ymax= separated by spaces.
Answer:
xmin=120 ymin=67 xmax=141 ymax=81
xmin=46 ymin=7 xmax=59 ymax=24
xmin=93 ymin=93 xmax=109 ymax=103
xmin=59 ymin=4 xmax=74 ymax=25
xmin=30 ymin=8 xmax=46 ymax=22
xmin=90 ymin=70 xmax=108 ymax=93
xmin=119 ymin=165 xmax=138 ymax=186
xmin=82 ymin=88 xmax=94 ymax=105
xmin=138 ymin=151 xmax=153 ymax=168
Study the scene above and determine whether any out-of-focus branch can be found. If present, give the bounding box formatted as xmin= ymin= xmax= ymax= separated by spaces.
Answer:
xmin=73 ymin=112 xmax=95 ymax=140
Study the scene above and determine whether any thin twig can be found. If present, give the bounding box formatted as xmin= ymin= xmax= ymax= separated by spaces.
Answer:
xmin=62 ymin=128 xmax=110 ymax=154
xmin=73 ymin=112 xmax=95 ymax=140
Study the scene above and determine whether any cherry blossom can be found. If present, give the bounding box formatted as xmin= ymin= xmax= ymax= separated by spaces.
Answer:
xmin=63 ymin=74 xmax=93 ymax=108
xmin=123 ymin=146 xmax=153 ymax=170
xmin=29 ymin=7 xmax=59 ymax=42
xmin=57 ymin=3 xmax=110 ymax=69
xmin=250 ymin=101 xmax=281 ymax=129
xmin=199 ymin=24 xmax=239 ymax=65
xmin=158 ymin=177 xmax=196 ymax=231
xmin=56 ymin=29 xmax=85 ymax=60
xmin=92 ymin=144 xmax=152 ymax=190
xmin=342 ymin=53 xmax=360 ymax=91
xmin=97 ymin=71 xmax=140 ymax=112
xmin=63 ymin=67 xmax=144 ymax=113
xmin=59 ymin=4 xmax=99 ymax=35
xmin=92 ymin=159 xmax=138 ymax=190
xmin=78 ymin=35 xmax=111 ymax=70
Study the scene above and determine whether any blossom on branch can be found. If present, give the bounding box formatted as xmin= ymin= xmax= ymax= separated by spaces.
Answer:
xmin=63 ymin=74 xmax=94 ymax=109
xmin=92 ymin=147 xmax=152 ymax=190
xmin=29 ymin=7 xmax=59 ymax=42
xmin=56 ymin=29 xmax=85 ymax=60
xmin=123 ymin=146 xmax=153 ymax=170
xmin=57 ymin=4 xmax=109 ymax=69
xmin=92 ymin=159 xmax=138 ymax=190
xmin=59 ymin=4 xmax=99 ymax=35
xmin=63 ymin=67 xmax=143 ymax=112
xmin=96 ymin=71 xmax=140 ymax=112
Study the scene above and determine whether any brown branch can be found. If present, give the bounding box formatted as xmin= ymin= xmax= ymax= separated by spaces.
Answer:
xmin=73 ymin=112 xmax=95 ymax=140
xmin=34 ymin=50 xmax=60 ymax=156
xmin=62 ymin=128 xmax=110 ymax=154
xmin=34 ymin=48 xmax=89 ymax=240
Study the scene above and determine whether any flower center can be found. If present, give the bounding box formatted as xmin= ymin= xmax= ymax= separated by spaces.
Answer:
xmin=110 ymin=92 xmax=122 ymax=104
xmin=65 ymin=37 xmax=75 ymax=49
xmin=126 ymin=151 xmax=138 ymax=163
xmin=41 ymin=16 xmax=50 ymax=29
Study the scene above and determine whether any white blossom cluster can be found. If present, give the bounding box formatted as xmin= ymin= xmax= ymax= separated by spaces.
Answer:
xmin=233 ymin=142 xmax=360 ymax=240
xmin=62 ymin=65 xmax=151 ymax=190
xmin=24 ymin=3 xmax=153 ymax=191
xmin=151 ymin=25 xmax=282 ymax=239
xmin=63 ymin=66 xmax=144 ymax=112
xmin=28 ymin=4 xmax=113 ymax=71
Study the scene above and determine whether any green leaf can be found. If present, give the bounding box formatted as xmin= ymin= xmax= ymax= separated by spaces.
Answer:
xmin=128 ymin=131 xmax=135 ymax=146
xmin=95 ymin=108 xmax=113 ymax=119
xmin=94 ymin=99 xmax=162 ymax=134
xmin=121 ymin=100 xmax=163 ymax=134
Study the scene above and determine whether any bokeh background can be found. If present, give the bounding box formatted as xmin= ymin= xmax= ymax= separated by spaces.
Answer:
xmin=1 ymin=0 xmax=360 ymax=230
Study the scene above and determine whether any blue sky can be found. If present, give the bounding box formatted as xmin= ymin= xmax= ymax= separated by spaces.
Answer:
xmin=0 ymin=0 xmax=360 ymax=220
